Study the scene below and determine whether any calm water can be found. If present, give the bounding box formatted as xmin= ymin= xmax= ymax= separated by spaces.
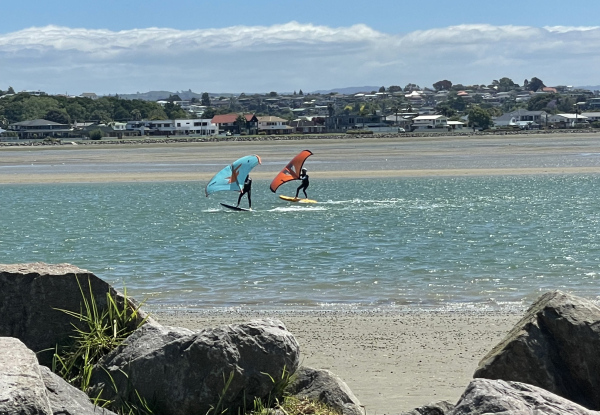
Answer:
xmin=2 ymin=176 xmax=600 ymax=311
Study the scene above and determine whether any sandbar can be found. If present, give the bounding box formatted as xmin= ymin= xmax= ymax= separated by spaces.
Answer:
xmin=3 ymin=133 xmax=600 ymax=184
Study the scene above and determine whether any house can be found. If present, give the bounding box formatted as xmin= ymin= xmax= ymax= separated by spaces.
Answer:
xmin=580 ymin=112 xmax=600 ymax=122
xmin=126 ymin=119 xmax=217 ymax=136
xmin=289 ymin=119 xmax=326 ymax=134
xmin=547 ymin=114 xmax=589 ymax=128
xmin=80 ymin=93 xmax=98 ymax=100
xmin=7 ymin=119 xmax=72 ymax=139
xmin=82 ymin=122 xmax=132 ymax=138
xmin=587 ymin=98 xmax=600 ymax=109
xmin=325 ymin=114 xmax=382 ymax=132
xmin=212 ymin=113 xmax=258 ymax=135
xmin=257 ymin=116 xmax=294 ymax=134
xmin=411 ymin=115 xmax=448 ymax=131
xmin=493 ymin=109 xmax=549 ymax=127
xmin=447 ymin=121 xmax=465 ymax=130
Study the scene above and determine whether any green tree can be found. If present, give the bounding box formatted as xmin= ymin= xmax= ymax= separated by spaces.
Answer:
xmin=201 ymin=92 xmax=211 ymax=106
xmin=468 ymin=106 xmax=492 ymax=129
xmin=7 ymin=86 xmax=15 ymax=94
xmin=528 ymin=93 xmax=558 ymax=111
xmin=497 ymin=77 xmax=517 ymax=92
xmin=433 ymin=80 xmax=452 ymax=91
xmin=526 ymin=77 xmax=545 ymax=92
xmin=89 ymin=129 xmax=104 ymax=140
xmin=388 ymin=85 xmax=402 ymax=93
xmin=202 ymin=107 xmax=216 ymax=119
xmin=378 ymin=86 xmax=386 ymax=93
xmin=299 ymin=89 xmax=304 ymax=96
xmin=130 ymin=109 xmax=142 ymax=121
xmin=163 ymin=102 xmax=188 ymax=119
xmin=268 ymin=91 xmax=278 ymax=97
xmin=236 ymin=114 xmax=247 ymax=133
xmin=44 ymin=109 xmax=70 ymax=124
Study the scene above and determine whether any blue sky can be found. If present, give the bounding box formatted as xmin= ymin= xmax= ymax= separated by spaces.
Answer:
xmin=2 ymin=0 xmax=600 ymax=94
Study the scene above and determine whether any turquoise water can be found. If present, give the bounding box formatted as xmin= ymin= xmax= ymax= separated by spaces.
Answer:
xmin=2 ymin=176 xmax=600 ymax=311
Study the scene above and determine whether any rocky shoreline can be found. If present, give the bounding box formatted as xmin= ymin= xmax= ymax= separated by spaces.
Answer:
xmin=3 ymin=263 xmax=600 ymax=414
xmin=2 ymin=128 xmax=600 ymax=147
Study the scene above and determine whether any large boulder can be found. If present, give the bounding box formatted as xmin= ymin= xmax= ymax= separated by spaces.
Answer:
xmin=90 ymin=319 xmax=300 ymax=415
xmin=450 ymin=378 xmax=600 ymax=415
xmin=474 ymin=291 xmax=600 ymax=409
xmin=40 ymin=366 xmax=117 ymax=415
xmin=0 ymin=337 xmax=115 ymax=415
xmin=0 ymin=263 xmax=153 ymax=366
xmin=0 ymin=337 xmax=53 ymax=414
xmin=401 ymin=401 xmax=454 ymax=415
xmin=286 ymin=366 xmax=363 ymax=415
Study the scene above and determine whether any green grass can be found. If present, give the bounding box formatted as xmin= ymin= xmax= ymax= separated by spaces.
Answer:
xmin=52 ymin=276 xmax=149 ymax=413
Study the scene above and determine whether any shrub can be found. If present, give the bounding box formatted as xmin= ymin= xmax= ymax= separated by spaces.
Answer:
xmin=89 ymin=129 xmax=104 ymax=140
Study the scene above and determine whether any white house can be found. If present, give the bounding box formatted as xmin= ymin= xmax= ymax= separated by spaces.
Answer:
xmin=257 ymin=116 xmax=294 ymax=134
xmin=411 ymin=115 xmax=448 ymax=130
xmin=126 ymin=119 xmax=217 ymax=136
xmin=547 ymin=114 xmax=589 ymax=127
xmin=581 ymin=112 xmax=600 ymax=122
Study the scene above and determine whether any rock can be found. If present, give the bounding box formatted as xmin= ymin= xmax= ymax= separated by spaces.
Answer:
xmin=286 ymin=366 xmax=363 ymax=415
xmin=0 ymin=262 xmax=153 ymax=366
xmin=401 ymin=400 xmax=454 ymax=415
xmin=474 ymin=290 xmax=600 ymax=409
xmin=40 ymin=366 xmax=117 ymax=415
xmin=0 ymin=337 xmax=53 ymax=415
xmin=90 ymin=319 xmax=300 ymax=415
xmin=449 ymin=378 xmax=600 ymax=415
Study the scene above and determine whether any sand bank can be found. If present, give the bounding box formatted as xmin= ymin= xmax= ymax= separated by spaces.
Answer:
xmin=154 ymin=310 xmax=522 ymax=414
xmin=3 ymin=134 xmax=600 ymax=184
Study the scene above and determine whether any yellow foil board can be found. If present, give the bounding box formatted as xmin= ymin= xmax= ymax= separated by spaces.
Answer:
xmin=279 ymin=195 xmax=317 ymax=204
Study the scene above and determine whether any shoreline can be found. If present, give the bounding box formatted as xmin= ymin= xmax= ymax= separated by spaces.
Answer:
xmin=153 ymin=308 xmax=523 ymax=414
xmin=4 ymin=133 xmax=600 ymax=184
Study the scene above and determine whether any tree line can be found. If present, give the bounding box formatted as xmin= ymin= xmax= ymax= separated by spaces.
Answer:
xmin=0 ymin=93 xmax=189 ymax=127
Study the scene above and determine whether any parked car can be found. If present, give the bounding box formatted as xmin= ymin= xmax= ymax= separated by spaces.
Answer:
xmin=398 ymin=128 xmax=406 ymax=133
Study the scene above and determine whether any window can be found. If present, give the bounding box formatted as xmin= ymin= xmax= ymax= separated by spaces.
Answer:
xmin=177 ymin=123 xmax=181 ymax=127
xmin=194 ymin=122 xmax=201 ymax=126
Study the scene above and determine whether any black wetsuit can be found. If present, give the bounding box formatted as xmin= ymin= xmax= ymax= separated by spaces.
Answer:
xmin=295 ymin=173 xmax=309 ymax=198
xmin=237 ymin=176 xmax=252 ymax=208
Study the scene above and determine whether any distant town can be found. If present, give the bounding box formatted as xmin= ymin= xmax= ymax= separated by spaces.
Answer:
xmin=1 ymin=77 xmax=600 ymax=141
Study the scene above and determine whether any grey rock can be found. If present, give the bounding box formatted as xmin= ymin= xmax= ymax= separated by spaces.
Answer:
xmin=286 ymin=366 xmax=363 ymax=415
xmin=90 ymin=319 xmax=300 ymax=415
xmin=40 ymin=366 xmax=117 ymax=415
xmin=0 ymin=262 xmax=154 ymax=367
xmin=401 ymin=400 xmax=454 ymax=415
xmin=474 ymin=290 xmax=600 ymax=409
xmin=449 ymin=378 xmax=600 ymax=415
xmin=0 ymin=337 xmax=53 ymax=415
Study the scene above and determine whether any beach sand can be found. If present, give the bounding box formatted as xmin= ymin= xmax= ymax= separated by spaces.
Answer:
xmin=3 ymin=133 xmax=600 ymax=183
xmin=154 ymin=310 xmax=522 ymax=414
xmin=0 ymin=134 xmax=584 ymax=411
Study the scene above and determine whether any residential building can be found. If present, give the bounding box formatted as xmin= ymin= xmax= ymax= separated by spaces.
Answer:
xmin=411 ymin=115 xmax=449 ymax=130
xmin=547 ymin=114 xmax=589 ymax=127
xmin=493 ymin=109 xmax=549 ymax=127
xmin=80 ymin=93 xmax=98 ymax=100
xmin=325 ymin=114 xmax=382 ymax=132
xmin=257 ymin=116 xmax=294 ymax=134
xmin=212 ymin=113 xmax=258 ymax=135
xmin=580 ymin=112 xmax=600 ymax=122
xmin=126 ymin=119 xmax=217 ymax=136
xmin=289 ymin=120 xmax=326 ymax=134
xmin=82 ymin=122 xmax=132 ymax=138
xmin=7 ymin=119 xmax=72 ymax=139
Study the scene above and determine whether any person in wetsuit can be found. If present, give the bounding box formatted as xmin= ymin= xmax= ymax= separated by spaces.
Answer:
xmin=295 ymin=168 xmax=309 ymax=199
xmin=237 ymin=175 xmax=252 ymax=208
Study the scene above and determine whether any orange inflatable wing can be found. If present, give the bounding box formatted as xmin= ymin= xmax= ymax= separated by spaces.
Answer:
xmin=270 ymin=150 xmax=313 ymax=193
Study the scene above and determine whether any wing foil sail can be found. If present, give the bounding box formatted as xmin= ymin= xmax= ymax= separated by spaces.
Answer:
xmin=205 ymin=155 xmax=262 ymax=197
xmin=269 ymin=150 xmax=313 ymax=193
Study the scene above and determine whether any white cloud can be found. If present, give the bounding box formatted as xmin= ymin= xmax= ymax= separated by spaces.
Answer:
xmin=1 ymin=22 xmax=599 ymax=94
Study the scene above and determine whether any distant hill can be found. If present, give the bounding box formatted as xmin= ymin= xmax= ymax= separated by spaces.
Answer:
xmin=311 ymin=86 xmax=382 ymax=95
xmin=577 ymin=85 xmax=600 ymax=92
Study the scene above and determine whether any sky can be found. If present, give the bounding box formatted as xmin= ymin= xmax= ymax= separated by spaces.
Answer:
xmin=2 ymin=0 xmax=600 ymax=95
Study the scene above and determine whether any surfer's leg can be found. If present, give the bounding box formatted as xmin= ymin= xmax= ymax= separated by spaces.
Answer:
xmin=295 ymin=184 xmax=302 ymax=198
xmin=237 ymin=192 xmax=243 ymax=207
xmin=247 ymin=190 xmax=252 ymax=208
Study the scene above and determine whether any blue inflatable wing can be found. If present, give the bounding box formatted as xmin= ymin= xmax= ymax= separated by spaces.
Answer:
xmin=205 ymin=155 xmax=262 ymax=197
